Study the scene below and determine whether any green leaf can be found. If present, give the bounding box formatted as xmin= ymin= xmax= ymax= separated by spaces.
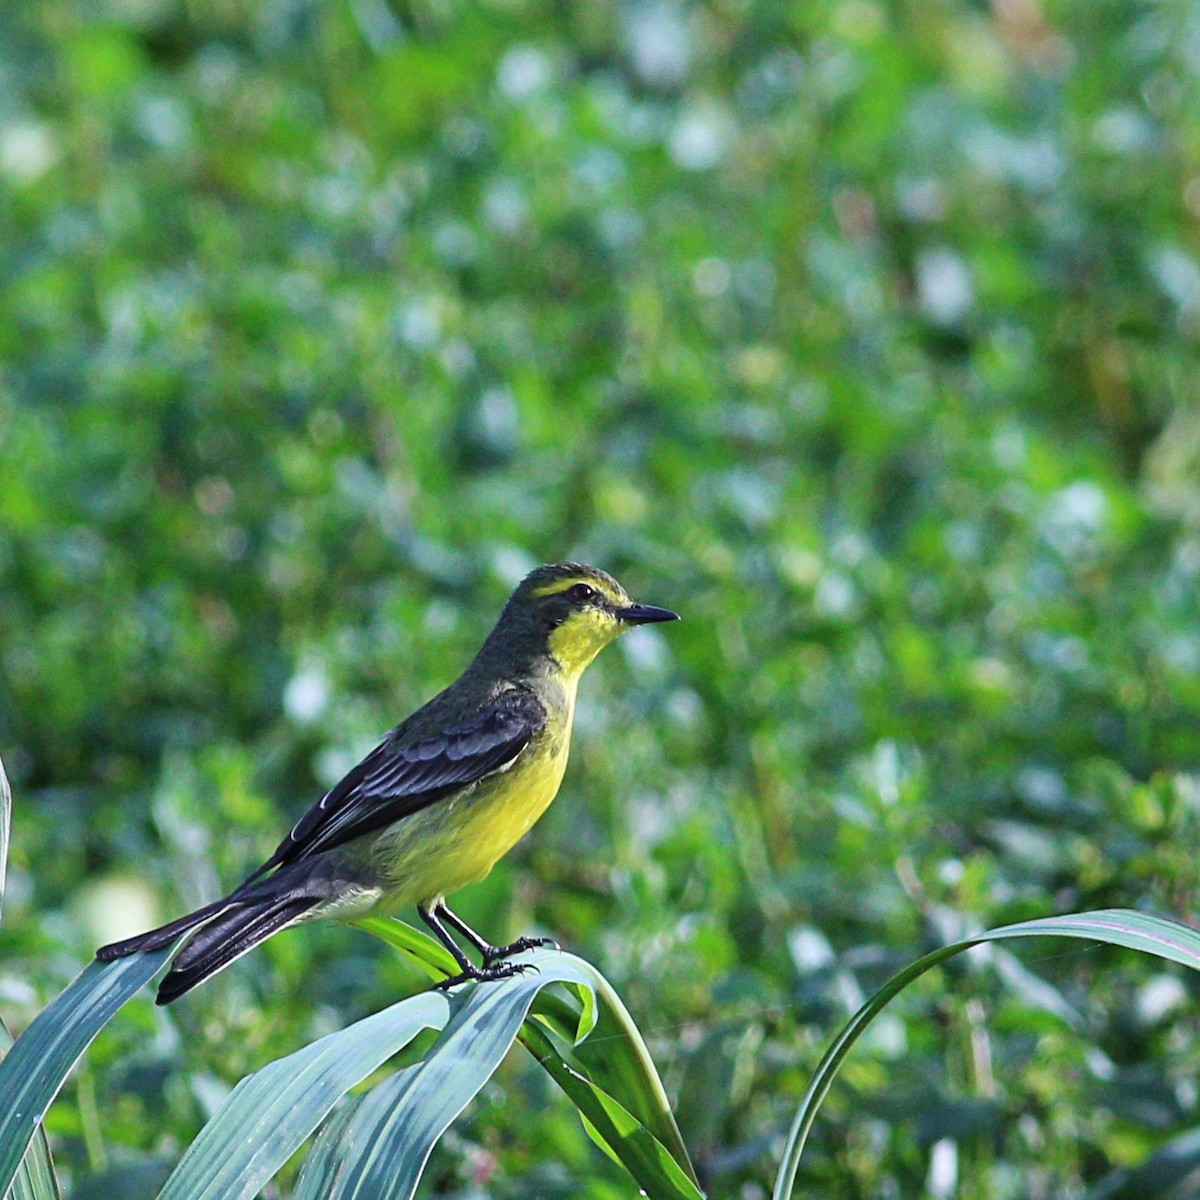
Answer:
xmin=0 ymin=753 xmax=64 ymax=1200
xmin=153 ymin=929 xmax=695 ymax=1200
xmin=1 ymin=1020 xmax=61 ymax=1200
xmin=289 ymin=1094 xmax=368 ymax=1198
xmin=352 ymin=916 xmax=458 ymax=981
xmin=0 ymin=952 xmax=171 ymax=1199
xmin=303 ymin=947 xmax=702 ymax=1200
xmin=773 ymin=909 xmax=1200 ymax=1200
xmin=299 ymin=949 xmax=642 ymax=1200
xmin=155 ymin=991 xmax=449 ymax=1200
xmin=1 ymin=752 xmax=10 ymax=922
xmin=517 ymin=1017 xmax=704 ymax=1200
xmin=535 ymin=964 xmax=697 ymax=1187
xmin=356 ymin=919 xmax=700 ymax=1195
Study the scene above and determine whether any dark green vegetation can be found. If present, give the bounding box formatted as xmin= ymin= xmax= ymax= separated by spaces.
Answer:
xmin=3 ymin=1 xmax=1200 ymax=1197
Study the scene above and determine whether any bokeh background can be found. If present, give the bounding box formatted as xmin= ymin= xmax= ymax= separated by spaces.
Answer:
xmin=3 ymin=1 xmax=1200 ymax=1197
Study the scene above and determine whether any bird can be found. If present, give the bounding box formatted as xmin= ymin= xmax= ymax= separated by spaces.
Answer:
xmin=97 ymin=562 xmax=679 ymax=1004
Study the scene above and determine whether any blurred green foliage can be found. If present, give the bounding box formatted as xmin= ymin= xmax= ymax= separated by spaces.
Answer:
xmin=2 ymin=0 xmax=1200 ymax=1196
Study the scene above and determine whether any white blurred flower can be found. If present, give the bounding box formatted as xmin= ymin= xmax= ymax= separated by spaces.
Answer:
xmin=669 ymin=104 xmax=730 ymax=170
xmin=917 ymin=247 xmax=973 ymax=325
xmin=0 ymin=120 xmax=58 ymax=183
xmin=497 ymin=45 xmax=551 ymax=101
xmin=625 ymin=2 xmax=691 ymax=88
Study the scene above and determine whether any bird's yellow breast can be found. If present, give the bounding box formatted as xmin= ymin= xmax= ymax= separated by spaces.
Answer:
xmin=365 ymin=694 xmax=576 ymax=908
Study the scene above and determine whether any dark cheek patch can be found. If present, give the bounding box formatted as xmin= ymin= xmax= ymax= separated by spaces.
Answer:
xmin=539 ymin=597 xmax=571 ymax=628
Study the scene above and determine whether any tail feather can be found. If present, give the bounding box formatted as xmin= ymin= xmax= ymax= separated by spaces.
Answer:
xmin=96 ymin=897 xmax=234 ymax=961
xmin=94 ymin=857 xmax=354 ymax=1002
xmin=154 ymin=897 xmax=318 ymax=1005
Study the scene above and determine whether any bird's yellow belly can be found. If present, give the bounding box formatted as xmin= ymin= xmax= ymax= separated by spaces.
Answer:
xmin=368 ymin=727 xmax=570 ymax=908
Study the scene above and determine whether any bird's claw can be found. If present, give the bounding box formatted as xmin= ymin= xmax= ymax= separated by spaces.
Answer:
xmin=483 ymin=935 xmax=559 ymax=965
xmin=432 ymin=959 xmax=540 ymax=991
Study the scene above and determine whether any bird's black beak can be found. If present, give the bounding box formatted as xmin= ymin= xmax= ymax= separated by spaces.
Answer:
xmin=616 ymin=603 xmax=680 ymax=625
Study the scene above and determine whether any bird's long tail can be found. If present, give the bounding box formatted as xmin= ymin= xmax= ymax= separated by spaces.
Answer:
xmin=96 ymin=897 xmax=235 ymax=960
xmin=153 ymin=896 xmax=318 ymax=1004
xmin=95 ymin=865 xmax=331 ymax=1004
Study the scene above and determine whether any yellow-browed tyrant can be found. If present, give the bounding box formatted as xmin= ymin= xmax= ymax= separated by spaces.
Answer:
xmin=98 ymin=563 xmax=679 ymax=1002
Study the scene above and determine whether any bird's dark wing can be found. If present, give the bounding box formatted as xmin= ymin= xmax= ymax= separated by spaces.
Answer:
xmin=251 ymin=691 xmax=544 ymax=876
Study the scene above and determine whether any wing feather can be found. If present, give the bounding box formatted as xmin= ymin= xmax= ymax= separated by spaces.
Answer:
xmin=252 ymin=691 xmax=544 ymax=876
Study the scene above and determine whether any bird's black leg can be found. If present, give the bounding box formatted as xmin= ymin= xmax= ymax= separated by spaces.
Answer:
xmin=419 ymin=902 xmax=536 ymax=991
xmin=435 ymin=901 xmax=559 ymax=966
xmin=418 ymin=903 xmax=475 ymax=975
xmin=431 ymin=902 xmax=491 ymax=958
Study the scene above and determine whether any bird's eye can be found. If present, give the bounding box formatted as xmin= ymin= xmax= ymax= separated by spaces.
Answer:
xmin=568 ymin=583 xmax=596 ymax=603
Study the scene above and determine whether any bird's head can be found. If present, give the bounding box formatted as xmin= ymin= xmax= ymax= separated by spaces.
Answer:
xmin=485 ymin=562 xmax=679 ymax=680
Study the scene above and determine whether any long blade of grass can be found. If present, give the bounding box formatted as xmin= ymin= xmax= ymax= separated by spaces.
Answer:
xmin=0 ymin=751 xmax=77 ymax=1200
xmin=356 ymin=918 xmax=700 ymax=1192
xmin=291 ymin=1075 xmax=417 ymax=1200
xmin=309 ymin=949 xmax=592 ymax=1199
xmin=543 ymin=964 xmax=699 ymax=1187
xmin=1 ymin=1020 xmax=61 ymax=1200
xmin=290 ymin=1092 xmax=368 ymax=1199
xmin=0 ymin=951 xmax=172 ymax=1199
xmin=154 ymin=991 xmax=449 ymax=1200
xmin=517 ymin=1017 xmax=704 ymax=1200
xmin=352 ymin=916 xmax=458 ymax=981
xmin=773 ymin=909 xmax=1200 ymax=1200
xmin=1 ymin=753 xmax=10 ymax=920
xmin=306 ymin=948 xmax=665 ymax=1200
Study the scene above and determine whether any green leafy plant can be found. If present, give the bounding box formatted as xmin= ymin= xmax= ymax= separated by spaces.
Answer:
xmin=0 ymin=753 xmax=699 ymax=1200
xmin=6 ymin=750 xmax=1200 ymax=1200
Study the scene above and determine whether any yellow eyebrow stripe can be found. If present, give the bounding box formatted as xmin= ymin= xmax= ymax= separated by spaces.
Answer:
xmin=531 ymin=577 xmax=594 ymax=598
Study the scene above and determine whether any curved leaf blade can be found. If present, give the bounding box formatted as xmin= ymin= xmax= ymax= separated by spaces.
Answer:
xmin=356 ymin=919 xmax=700 ymax=1193
xmin=309 ymin=950 xmax=596 ymax=1200
xmin=352 ymin=916 xmax=457 ymax=981
xmin=155 ymin=991 xmax=449 ymax=1200
xmin=1 ymin=1020 xmax=61 ymax=1200
xmin=0 ymin=952 xmax=171 ymax=1199
xmin=1 ymin=752 xmax=10 ymax=921
xmin=544 ymin=963 xmax=697 ymax=1187
xmin=773 ymin=909 xmax=1200 ymax=1200
xmin=0 ymin=754 xmax=62 ymax=1200
xmin=290 ymin=1093 xmax=367 ymax=1199
xmin=517 ymin=1017 xmax=704 ymax=1200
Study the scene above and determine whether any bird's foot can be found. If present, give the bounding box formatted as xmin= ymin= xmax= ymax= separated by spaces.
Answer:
xmin=432 ymin=960 xmax=539 ymax=992
xmin=483 ymin=935 xmax=560 ymax=965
